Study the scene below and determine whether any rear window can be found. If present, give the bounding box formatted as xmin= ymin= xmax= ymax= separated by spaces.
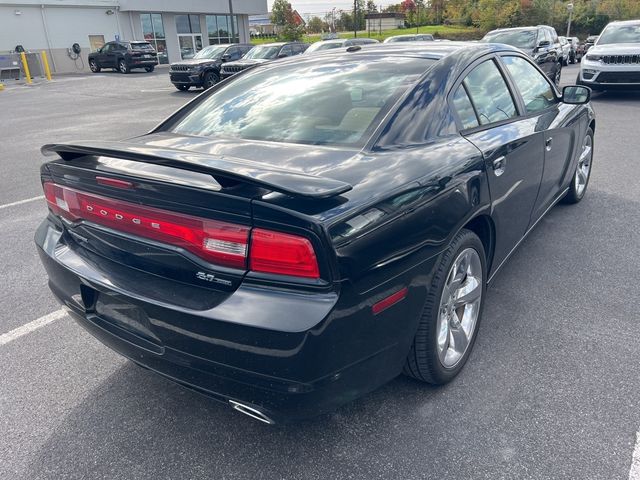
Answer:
xmin=130 ymin=43 xmax=154 ymax=50
xmin=171 ymin=57 xmax=433 ymax=147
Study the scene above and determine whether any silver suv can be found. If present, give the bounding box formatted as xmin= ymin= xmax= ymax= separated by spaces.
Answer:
xmin=578 ymin=20 xmax=640 ymax=91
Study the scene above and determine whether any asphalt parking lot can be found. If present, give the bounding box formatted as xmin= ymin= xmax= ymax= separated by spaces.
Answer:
xmin=1 ymin=64 xmax=640 ymax=479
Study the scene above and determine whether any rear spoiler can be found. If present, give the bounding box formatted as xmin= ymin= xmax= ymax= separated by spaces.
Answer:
xmin=41 ymin=141 xmax=352 ymax=199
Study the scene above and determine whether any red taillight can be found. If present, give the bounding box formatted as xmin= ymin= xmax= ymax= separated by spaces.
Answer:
xmin=43 ymin=182 xmax=249 ymax=268
xmin=249 ymin=228 xmax=320 ymax=279
xmin=43 ymin=182 xmax=321 ymax=279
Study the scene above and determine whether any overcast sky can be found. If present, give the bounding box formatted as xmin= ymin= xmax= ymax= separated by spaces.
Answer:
xmin=266 ymin=0 xmax=397 ymax=16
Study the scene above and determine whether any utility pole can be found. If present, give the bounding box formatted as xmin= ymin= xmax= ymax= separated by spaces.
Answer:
xmin=228 ymin=0 xmax=236 ymax=42
xmin=566 ymin=3 xmax=574 ymax=37
xmin=354 ymin=0 xmax=357 ymax=38
xmin=416 ymin=3 xmax=419 ymax=34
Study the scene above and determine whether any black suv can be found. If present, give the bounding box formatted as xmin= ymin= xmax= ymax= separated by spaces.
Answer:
xmin=481 ymin=25 xmax=563 ymax=85
xmin=220 ymin=42 xmax=309 ymax=79
xmin=169 ymin=44 xmax=254 ymax=91
xmin=88 ymin=41 xmax=158 ymax=74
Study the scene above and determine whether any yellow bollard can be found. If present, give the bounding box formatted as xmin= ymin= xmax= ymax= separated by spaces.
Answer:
xmin=41 ymin=51 xmax=52 ymax=81
xmin=20 ymin=51 xmax=32 ymax=84
xmin=0 ymin=83 xmax=4 ymax=91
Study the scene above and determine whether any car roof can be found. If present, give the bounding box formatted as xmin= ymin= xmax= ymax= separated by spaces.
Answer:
xmin=255 ymin=42 xmax=287 ymax=47
xmin=607 ymin=19 xmax=640 ymax=26
xmin=487 ymin=26 xmax=538 ymax=33
xmin=318 ymin=39 xmax=348 ymax=45
xmin=204 ymin=43 xmax=252 ymax=47
xmin=297 ymin=41 xmax=518 ymax=61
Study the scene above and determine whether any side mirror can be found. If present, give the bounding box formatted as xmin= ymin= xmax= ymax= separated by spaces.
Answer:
xmin=277 ymin=53 xmax=289 ymax=58
xmin=563 ymin=85 xmax=591 ymax=104
xmin=221 ymin=53 xmax=231 ymax=62
xmin=97 ymin=47 xmax=102 ymax=53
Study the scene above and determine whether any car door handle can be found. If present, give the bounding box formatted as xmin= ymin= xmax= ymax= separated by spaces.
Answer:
xmin=546 ymin=137 xmax=553 ymax=151
xmin=493 ymin=156 xmax=506 ymax=177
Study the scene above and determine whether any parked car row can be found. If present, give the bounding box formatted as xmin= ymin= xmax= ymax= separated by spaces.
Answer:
xmin=90 ymin=20 xmax=640 ymax=98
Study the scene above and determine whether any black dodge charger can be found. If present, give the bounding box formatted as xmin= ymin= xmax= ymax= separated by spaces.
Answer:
xmin=36 ymin=43 xmax=595 ymax=424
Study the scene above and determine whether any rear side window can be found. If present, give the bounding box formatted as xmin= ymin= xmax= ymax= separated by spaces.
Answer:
xmin=502 ymin=56 xmax=557 ymax=113
xmin=452 ymin=86 xmax=479 ymax=129
xmin=279 ymin=45 xmax=293 ymax=57
xmin=461 ymin=60 xmax=517 ymax=125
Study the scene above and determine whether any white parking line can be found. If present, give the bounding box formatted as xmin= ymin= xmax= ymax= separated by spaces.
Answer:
xmin=0 ymin=309 xmax=67 ymax=346
xmin=630 ymin=429 xmax=640 ymax=480
xmin=0 ymin=195 xmax=44 ymax=210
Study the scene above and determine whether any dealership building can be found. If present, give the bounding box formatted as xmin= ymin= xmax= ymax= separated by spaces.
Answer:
xmin=0 ymin=0 xmax=267 ymax=74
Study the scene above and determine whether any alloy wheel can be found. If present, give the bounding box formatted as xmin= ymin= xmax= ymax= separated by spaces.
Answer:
xmin=575 ymin=133 xmax=593 ymax=197
xmin=436 ymin=248 xmax=483 ymax=368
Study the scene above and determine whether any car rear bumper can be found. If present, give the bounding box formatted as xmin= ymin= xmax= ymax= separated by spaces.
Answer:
xmin=35 ymin=218 xmax=418 ymax=422
xmin=129 ymin=59 xmax=158 ymax=67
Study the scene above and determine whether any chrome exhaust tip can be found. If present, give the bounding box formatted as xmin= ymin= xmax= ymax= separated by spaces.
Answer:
xmin=229 ymin=400 xmax=275 ymax=425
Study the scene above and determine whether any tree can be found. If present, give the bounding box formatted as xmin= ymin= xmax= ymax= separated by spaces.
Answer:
xmin=366 ymin=0 xmax=378 ymax=13
xmin=472 ymin=0 xmax=520 ymax=30
xmin=271 ymin=0 xmax=292 ymax=27
xmin=271 ymin=0 xmax=305 ymax=40
xmin=307 ymin=16 xmax=326 ymax=34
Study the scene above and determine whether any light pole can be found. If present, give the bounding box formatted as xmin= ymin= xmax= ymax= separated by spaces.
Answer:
xmin=353 ymin=0 xmax=357 ymax=38
xmin=332 ymin=7 xmax=336 ymax=33
xmin=228 ymin=0 xmax=236 ymax=42
xmin=566 ymin=3 xmax=574 ymax=37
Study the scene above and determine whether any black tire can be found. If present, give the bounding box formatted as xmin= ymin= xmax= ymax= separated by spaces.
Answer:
xmin=118 ymin=59 xmax=129 ymax=74
xmin=555 ymin=63 xmax=562 ymax=86
xmin=203 ymin=71 xmax=219 ymax=89
xmin=404 ymin=229 xmax=487 ymax=384
xmin=89 ymin=59 xmax=100 ymax=73
xmin=145 ymin=66 xmax=155 ymax=72
xmin=562 ymin=127 xmax=594 ymax=204
xmin=174 ymin=84 xmax=190 ymax=91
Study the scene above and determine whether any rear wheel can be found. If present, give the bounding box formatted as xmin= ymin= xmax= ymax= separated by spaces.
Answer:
xmin=404 ymin=229 xmax=486 ymax=384
xmin=145 ymin=66 xmax=155 ymax=72
xmin=203 ymin=71 xmax=219 ymax=89
xmin=563 ymin=127 xmax=594 ymax=204
xmin=89 ymin=60 xmax=100 ymax=73
xmin=175 ymin=84 xmax=189 ymax=91
xmin=118 ymin=59 xmax=129 ymax=74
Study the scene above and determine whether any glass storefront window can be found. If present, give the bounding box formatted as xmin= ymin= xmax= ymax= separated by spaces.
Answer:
xmin=206 ymin=15 xmax=239 ymax=45
xmin=177 ymin=14 xmax=203 ymax=60
xmin=140 ymin=13 xmax=169 ymax=64
xmin=152 ymin=13 xmax=165 ymax=39
xmin=190 ymin=15 xmax=201 ymax=33
xmin=175 ymin=15 xmax=191 ymax=34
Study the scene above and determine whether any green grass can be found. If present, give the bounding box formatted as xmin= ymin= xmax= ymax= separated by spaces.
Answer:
xmin=250 ymin=25 xmax=482 ymax=45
